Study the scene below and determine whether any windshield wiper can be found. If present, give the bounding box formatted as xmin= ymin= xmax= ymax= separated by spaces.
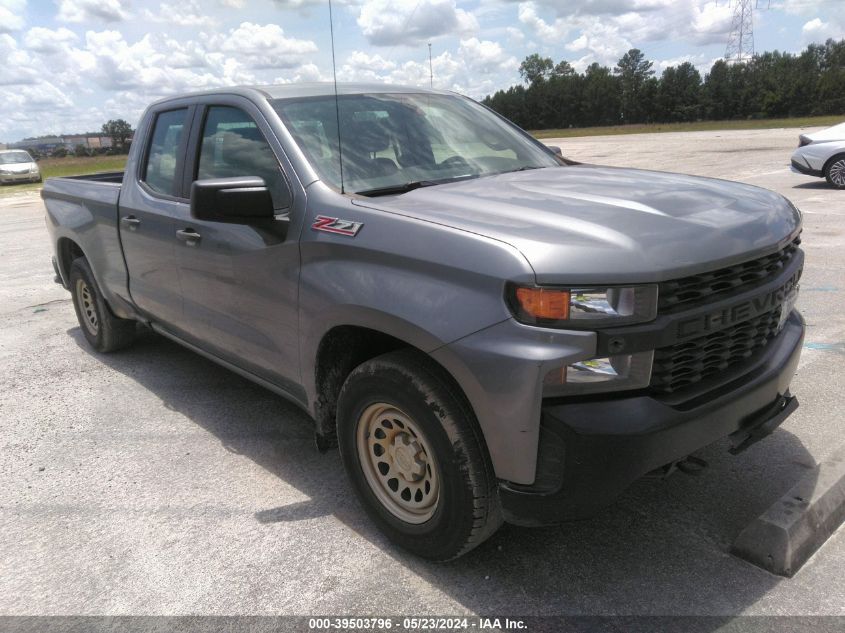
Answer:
xmin=355 ymin=181 xmax=439 ymax=197
xmin=356 ymin=174 xmax=481 ymax=197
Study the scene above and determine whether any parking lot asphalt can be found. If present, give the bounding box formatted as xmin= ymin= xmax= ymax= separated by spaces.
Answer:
xmin=0 ymin=127 xmax=843 ymax=618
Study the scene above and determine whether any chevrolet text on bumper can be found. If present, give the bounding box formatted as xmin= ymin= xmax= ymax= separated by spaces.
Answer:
xmin=41 ymin=84 xmax=805 ymax=560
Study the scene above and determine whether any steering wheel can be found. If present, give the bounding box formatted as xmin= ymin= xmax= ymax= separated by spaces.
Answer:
xmin=439 ymin=155 xmax=471 ymax=169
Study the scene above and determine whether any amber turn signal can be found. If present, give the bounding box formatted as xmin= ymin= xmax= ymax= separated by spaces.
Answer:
xmin=514 ymin=287 xmax=571 ymax=321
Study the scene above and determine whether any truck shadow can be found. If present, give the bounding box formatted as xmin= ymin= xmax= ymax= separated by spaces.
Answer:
xmin=70 ymin=327 xmax=819 ymax=619
xmin=792 ymin=181 xmax=834 ymax=190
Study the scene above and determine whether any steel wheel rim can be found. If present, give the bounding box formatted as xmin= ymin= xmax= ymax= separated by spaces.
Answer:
xmin=830 ymin=159 xmax=845 ymax=187
xmin=76 ymin=279 xmax=99 ymax=336
xmin=356 ymin=402 xmax=440 ymax=524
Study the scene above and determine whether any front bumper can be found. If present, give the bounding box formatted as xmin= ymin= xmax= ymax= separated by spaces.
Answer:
xmin=790 ymin=158 xmax=822 ymax=178
xmin=0 ymin=172 xmax=40 ymax=184
xmin=500 ymin=310 xmax=804 ymax=526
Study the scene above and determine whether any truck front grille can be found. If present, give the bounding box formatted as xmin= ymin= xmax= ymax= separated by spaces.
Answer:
xmin=650 ymin=306 xmax=783 ymax=394
xmin=658 ymin=237 xmax=801 ymax=314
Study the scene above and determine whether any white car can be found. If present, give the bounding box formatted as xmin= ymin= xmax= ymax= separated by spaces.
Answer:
xmin=790 ymin=122 xmax=845 ymax=189
xmin=0 ymin=149 xmax=41 ymax=185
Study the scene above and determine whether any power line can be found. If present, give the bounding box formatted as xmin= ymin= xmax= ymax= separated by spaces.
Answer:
xmin=725 ymin=0 xmax=755 ymax=64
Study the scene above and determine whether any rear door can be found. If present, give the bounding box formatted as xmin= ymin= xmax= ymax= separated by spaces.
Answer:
xmin=171 ymin=100 xmax=303 ymax=393
xmin=119 ymin=106 xmax=194 ymax=327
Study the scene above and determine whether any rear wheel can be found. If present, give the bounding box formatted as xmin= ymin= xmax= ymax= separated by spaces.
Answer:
xmin=337 ymin=349 xmax=501 ymax=561
xmin=69 ymin=257 xmax=136 ymax=352
xmin=824 ymin=154 xmax=845 ymax=189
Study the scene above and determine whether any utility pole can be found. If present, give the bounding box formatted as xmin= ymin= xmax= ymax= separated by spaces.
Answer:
xmin=725 ymin=0 xmax=755 ymax=64
xmin=428 ymin=43 xmax=433 ymax=88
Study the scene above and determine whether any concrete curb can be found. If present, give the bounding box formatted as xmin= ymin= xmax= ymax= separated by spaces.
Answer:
xmin=731 ymin=446 xmax=845 ymax=577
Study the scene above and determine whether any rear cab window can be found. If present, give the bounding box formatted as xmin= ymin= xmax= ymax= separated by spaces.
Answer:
xmin=143 ymin=108 xmax=189 ymax=197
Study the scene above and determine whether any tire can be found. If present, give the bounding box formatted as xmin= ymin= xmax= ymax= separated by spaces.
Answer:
xmin=69 ymin=257 xmax=136 ymax=352
xmin=337 ymin=349 xmax=502 ymax=561
xmin=824 ymin=154 xmax=845 ymax=189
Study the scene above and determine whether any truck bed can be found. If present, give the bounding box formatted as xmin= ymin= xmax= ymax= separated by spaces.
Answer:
xmin=42 ymin=172 xmax=130 ymax=317
xmin=58 ymin=171 xmax=124 ymax=184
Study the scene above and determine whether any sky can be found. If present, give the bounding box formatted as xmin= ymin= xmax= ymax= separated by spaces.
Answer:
xmin=0 ymin=0 xmax=842 ymax=142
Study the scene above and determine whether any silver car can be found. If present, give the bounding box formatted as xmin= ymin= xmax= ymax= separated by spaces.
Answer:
xmin=0 ymin=149 xmax=41 ymax=184
xmin=790 ymin=122 xmax=845 ymax=189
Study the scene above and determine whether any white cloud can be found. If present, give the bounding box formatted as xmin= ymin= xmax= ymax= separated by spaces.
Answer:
xmin=0 ymin=0 xmax=26 ymax=33
xmin=566 ymin=21 xmax=633 ymax=69
xmin=505 ymin=26 xmax=525 ymax=44
xmin=518 ymin=0 xmax=732 ymax=53
xmin=652 ymin=53 xmax=712 ymax=74
xmin=458 ymin=37 xmax=517 ymax=74
xmin=357 ymin=0 xmax=479 ymax=46
xmin=56 ymin=0 xmax=129 ymax=23
xmin=774 ymin=0 xmax=845 ymax=45
xmin=271 ymin=0 xmax=361 ymax=8
xmin=23 ymin=26 xmax=78 ymax=54
xmin=336 ymin=42 xmax=514 ymax=98
xmin=142 ymin=1 xmax=218 ymax=28
xmin=0 ymin=33 xmax=37 ymax=85
xmin=801 ymin=17 xmax=845 ymax=44
xmin=688 ymin=2 xmax=733 ymax=45
xmin=209 ymin=22 xmax=319 ymax=69
xmin=518 ymin=3 xmax=572 ymax=41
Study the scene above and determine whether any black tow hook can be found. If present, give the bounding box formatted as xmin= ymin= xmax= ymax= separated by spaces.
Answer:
xmin=661 ymin=455 xmax=709 ymax=478
xmin=677 ymin=455 xmax=709 ymax=476
xmin=728 ymin=393 xmax=799 ymax=455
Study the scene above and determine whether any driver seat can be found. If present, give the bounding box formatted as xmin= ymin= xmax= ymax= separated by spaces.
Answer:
xmin=344 ymin=121 xmax=398 ymax=181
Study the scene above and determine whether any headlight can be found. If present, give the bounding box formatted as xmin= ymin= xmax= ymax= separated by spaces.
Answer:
xmin=542 ymin=351 xmax=654 ymax=397
xmin=506 ymin=283 xmax=658 ymax=328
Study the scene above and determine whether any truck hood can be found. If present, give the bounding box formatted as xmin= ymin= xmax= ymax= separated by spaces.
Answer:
xmin=355 ymin=165 xmax=801 ymax=284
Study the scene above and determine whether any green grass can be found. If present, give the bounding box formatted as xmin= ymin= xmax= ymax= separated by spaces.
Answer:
xmin=531 ymin=114 xmax=845 ymax=139
xmin=0 ymin=155 xmax=127 ymax=197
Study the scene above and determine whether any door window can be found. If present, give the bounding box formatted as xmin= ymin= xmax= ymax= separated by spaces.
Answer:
xmin=143 ymin=108 xmax=188 ymax=196
xmin=197 ymin=106 xmax=290 ymax=209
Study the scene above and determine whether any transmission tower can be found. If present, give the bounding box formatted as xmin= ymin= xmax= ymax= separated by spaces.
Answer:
xmin=724 ymin=0 xmax=755 ymax=64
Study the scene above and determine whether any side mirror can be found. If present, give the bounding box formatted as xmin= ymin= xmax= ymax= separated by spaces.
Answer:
xmin=191 ymin=177 xmax=275 ymax=222
xmin=547 ymin=145 xmax=563 ymax=157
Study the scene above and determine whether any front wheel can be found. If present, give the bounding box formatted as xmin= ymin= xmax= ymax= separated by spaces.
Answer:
xmin=337 ymin=349 xmax=501 ymax=561
xmin=825 ymin=154 xmax=845 ymax=189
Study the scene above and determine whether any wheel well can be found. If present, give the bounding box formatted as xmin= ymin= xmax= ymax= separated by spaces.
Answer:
xmin=313 ymin=326 xmax=407 ymax=444
xmin=824 ymin=153 xmax=845 ymax=173
xmin=57 ymin=238 xmax=84 ymax=285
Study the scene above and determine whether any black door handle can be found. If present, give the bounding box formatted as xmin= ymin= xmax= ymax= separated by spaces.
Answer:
xmin=121 ymin=216 xmax=141 ymax=231
xmin=176 ymin=228 xmax=201 ymax=246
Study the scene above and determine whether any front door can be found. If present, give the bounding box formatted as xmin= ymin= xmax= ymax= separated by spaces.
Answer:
xmin=172 ymin=104 xmax=302 ymax=392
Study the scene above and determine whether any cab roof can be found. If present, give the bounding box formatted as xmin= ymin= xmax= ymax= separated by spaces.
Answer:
xmin=149 ymin=82 xmax=454 ymax=108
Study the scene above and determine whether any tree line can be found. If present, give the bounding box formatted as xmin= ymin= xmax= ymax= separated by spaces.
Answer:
xmin=482 ymin=39 xmax=845 ymax=130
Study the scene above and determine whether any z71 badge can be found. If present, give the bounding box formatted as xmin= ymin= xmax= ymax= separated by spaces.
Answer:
xmin=312 ymin=215 xmax=363 ymax=237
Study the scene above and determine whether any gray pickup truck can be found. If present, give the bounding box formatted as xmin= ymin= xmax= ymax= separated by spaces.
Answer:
xmin=43 ymin=83 xmax=805 ymax=560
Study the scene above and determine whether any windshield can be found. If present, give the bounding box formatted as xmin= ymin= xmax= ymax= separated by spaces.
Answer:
xmin=0 ymin=151 xmax=33 ymax=165
xmin=272 ymin=93 xmax=559 ymax=195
